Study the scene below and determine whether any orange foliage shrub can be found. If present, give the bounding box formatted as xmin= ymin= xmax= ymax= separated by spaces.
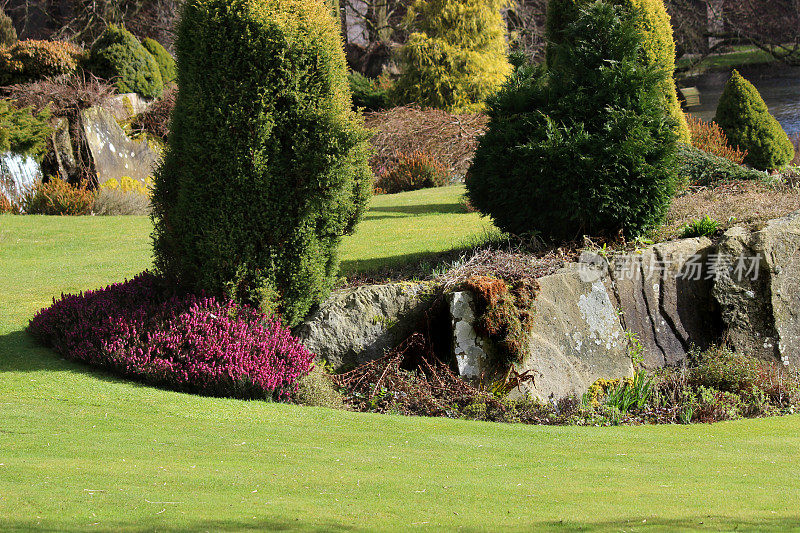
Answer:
xmin=24 ymin=179 xmax=95 ymax=215
xmin=0 ymin=40 xmax=85 ymax=85
xmin=0 ymin=191 xmax=14 ymax=213
xmin=374 ymin=150 xmax=448 ymax=194
xmin=687 ymin=115 xmax=748 ymax=165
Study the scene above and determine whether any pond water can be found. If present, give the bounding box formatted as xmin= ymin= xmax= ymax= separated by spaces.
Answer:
xmin=686 ymin=64 xmax=800 ymax=137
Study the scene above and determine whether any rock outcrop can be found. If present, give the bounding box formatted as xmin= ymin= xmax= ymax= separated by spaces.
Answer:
xmin=81 ymin=106 xmax=160 ymax=185
xmin=448 ymin=291 xmax=493 ymax=379
xmin=301 ymin=212 xmax=800 ymax=398
xmin=608 ymin=237 xmax=719 ymax=368
xmin=713 ymin=211 xmax=800 ymax=368
xmin=295 ymin=282 xmax=436 ymax=371
xmin=513 ymin=267 xmax=633 ymax=400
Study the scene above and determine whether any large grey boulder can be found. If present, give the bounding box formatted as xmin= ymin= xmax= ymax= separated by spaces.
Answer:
xmin=81 ymin=106 xmax=159 ymax=185
xmin=607 ymin=238 xmax=719 ymax=368
xmin=513 ymin=267 xmax=633 ymax=400
xmin=295 ymin=282 xmax=436 ymax=371
xmin=713 ymin=212 xmax=800 ymax=368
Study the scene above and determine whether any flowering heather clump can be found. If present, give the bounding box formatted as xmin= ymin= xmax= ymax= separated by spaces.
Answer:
xmin=28 ymin=272 xmax=314 ymax=400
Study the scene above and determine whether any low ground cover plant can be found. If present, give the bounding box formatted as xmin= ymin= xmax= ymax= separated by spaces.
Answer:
xmin=331 ymin=339 xmax=799 ymax=425
xmin=680 ymin=214 xmax=720 ymax=238
xmin=676 ymin=144 xmax=769 ymax=187
xmin=28 ymin=272 xmax=314 ymax=400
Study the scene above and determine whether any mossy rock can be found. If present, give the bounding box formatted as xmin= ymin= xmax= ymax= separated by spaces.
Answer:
xmin=88 ymin=24 xmax=164 ymax=99
xmin=142 ymin=38 xmax=176 ymax=85
xmin=714 ymin=70 xmax=794 ymax=171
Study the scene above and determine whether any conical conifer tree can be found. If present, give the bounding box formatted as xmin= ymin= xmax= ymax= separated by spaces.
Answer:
xmin=714 ymin=70 xmax=794 ymax=170
xmin=151 ymin=0 xmax=373 ymax=327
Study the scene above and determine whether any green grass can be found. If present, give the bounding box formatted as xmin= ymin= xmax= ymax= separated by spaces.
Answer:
xmin=677 ymin=46 xmax=798 ymax=73
xmin=340 ymin=185 xmax=499 ymax=274
xmin=2 ymin=187 xmax=800 ymax=531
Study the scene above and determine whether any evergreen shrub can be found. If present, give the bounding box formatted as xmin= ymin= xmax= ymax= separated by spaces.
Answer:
xmin=714 ymin=70 xmax=794 ymax=171
xmin=676 ymin=144 xmax=768 ymax=187
xmin=0 ymin=99 xmax=51 ymax=159
xmin=466 ymin=2 xmax=677 ymax=241
xmin=374 ymin=150 xmax=448 ymax=194
xmin=0 ymin=7 xmax=17 ymax=48
xmin=393 ymin=0 xmax=512 ymax=113
xmin=545 ymin=0 xmax=690 ymax=142
xmin=88 ymin=25 xmax=163 ymax=98
xmin=0 ymin=40 xmax=84 ymax=85
xmin=152 ymin=0 xmax=373 ymax=327
xmin=348 ymin=71 xmax=390 ymax=111
xmin=142 ymin=37 xmax=176 ymax=85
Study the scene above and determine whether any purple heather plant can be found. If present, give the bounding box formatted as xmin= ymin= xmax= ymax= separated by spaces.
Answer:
xmin=28 ymin=272 xmax=314 ymax=400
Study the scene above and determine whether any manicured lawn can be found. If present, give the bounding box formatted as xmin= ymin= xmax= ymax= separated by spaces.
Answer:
xmin=2 ymin=188 xmax=800 ymax=531
xmin=677 ymin=46 xmax=798 ymax=73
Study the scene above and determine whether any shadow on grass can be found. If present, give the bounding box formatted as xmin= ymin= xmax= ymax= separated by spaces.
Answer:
xmin=0 ymin=518 xmax=359 ymax=532
xmin=3 ymin=516 xmax=799 ymax=532
xmin=538 ymin=516 xmax=800 ymax=531
xmin=368 ymin=203 xmax=467 ymax=216
xmin=340 ymin=249 xmax=464 ymax=279
xmin=0 ymin=329 xmax=153 ymax=392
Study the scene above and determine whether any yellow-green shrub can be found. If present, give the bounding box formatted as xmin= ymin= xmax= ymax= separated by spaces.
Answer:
xmin=101 ymin=175 xmax=153 ymax=196
xmin=545 ymin=0 xmax=689 ymax=143
xmin=714 ymin=70 xmax=795 ymax=171
xmin=0 ymin=40 xmax=84 ymax=85
xmin=142 ymin=38 xmax=176 ymax=85
xmin=393 ymin=0 xmax=512 ymax=113
xmin=0 ymin=99 xmax=51 ymax=160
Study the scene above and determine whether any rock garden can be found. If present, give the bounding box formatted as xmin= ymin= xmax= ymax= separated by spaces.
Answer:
xmin=3 ymin=0 xmax=800 ymax=529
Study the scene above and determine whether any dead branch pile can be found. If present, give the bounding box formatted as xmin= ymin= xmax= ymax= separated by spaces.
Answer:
xmin=438 ymin=248 xmax=571 ymax=292
xmin=4 ymin=73 xmax=114 ymax=117
xmin=334 ymin=333 xmax=502 ymax=417
xmin=365 ymin=105 xmax=488 ymax=178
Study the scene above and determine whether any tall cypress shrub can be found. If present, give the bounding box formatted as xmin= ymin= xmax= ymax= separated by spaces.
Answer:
xmin=0 ymin=7 xmax=17 ymax=48
xmin=714 ymin=70 xmax=794 ymax=170
xmin=151 ymin=0 xmax=373 ymax=327
xmin=393 ymin=0 xmax=512 ymax=113
xmin=466 ymin=1 xmax=677 ymax=241
xmin=546 ymin=0 xmax=690 ymax=143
